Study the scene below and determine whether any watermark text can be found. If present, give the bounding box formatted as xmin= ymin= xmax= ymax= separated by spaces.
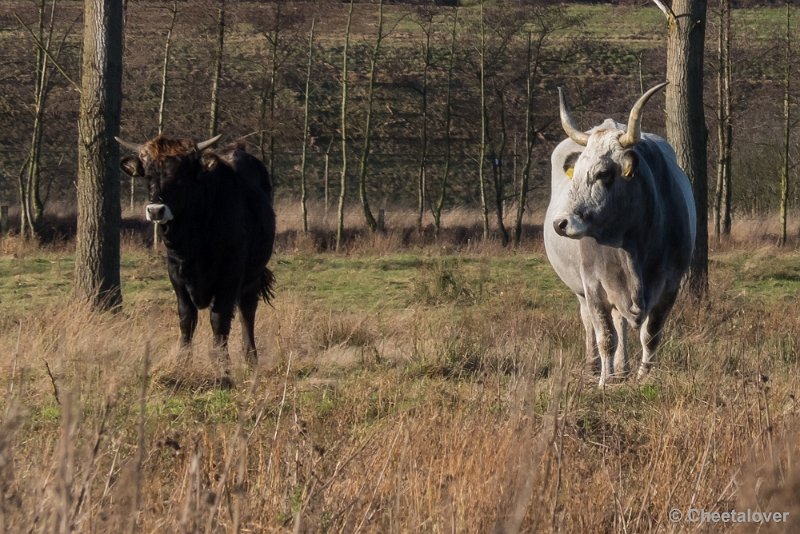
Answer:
xmin=669 ymin=507 xmax=789 ymax=524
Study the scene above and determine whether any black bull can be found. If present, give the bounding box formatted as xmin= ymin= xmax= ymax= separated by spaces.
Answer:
xmin=117 ymin=135 xmax=275 ymax=387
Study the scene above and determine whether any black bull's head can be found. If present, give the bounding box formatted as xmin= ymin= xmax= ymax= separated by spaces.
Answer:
xmin=115 ymin=134 xmax=222 ymax=224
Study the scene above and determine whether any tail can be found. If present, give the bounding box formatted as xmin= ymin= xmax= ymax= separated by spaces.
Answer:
xmin=258 ymin=267 xmax=276 ymax=305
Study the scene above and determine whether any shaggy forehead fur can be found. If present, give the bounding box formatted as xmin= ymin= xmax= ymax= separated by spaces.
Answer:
xmin=585 ymin=129 xmax=624 ymax=152
xmin=139 ymin=136 xmax=196 ymax=162
xmin=572 ymin=130 xmax=624 ymax=174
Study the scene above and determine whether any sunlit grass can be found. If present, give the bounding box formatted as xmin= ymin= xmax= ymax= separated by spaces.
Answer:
xmin=2 ymin=207 xmax=800 ymax=530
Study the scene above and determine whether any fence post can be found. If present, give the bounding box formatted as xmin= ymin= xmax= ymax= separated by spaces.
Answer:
xmin=377 ymin=208 xmax=385 ymax=233
xmin=0 ymin=205 xmax=8 ymax=235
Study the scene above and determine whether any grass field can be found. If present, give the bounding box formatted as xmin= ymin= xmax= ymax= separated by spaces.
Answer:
xmin=2 ymin=206 xmax=800 ymax=532
xmin=1 ymin=0 xmax=798 ymax=528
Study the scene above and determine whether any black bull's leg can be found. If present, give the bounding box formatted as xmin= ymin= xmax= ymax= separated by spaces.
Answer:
xmin=210 ymin=297 xmax=236 ymax=389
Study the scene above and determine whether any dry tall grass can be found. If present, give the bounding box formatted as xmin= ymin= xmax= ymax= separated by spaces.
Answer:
xmin=1 ymin=207 xmax=800 ymax=532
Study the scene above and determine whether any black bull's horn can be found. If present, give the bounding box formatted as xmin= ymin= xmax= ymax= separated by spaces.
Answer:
xmin=114 ymin=136 xmax=143 ymax=153
xmin=114 ymin=134 xmax=223 ymax=153
xmin=196 ymin=134 xmax=222 ymax=151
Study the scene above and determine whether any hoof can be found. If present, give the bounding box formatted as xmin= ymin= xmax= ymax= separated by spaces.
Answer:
xmin=611 ymin=368 xmax=631 ymax=382
xmin=637 ymin=365 xmax=651 ymax=381
xmin=607 ymin=372 xmax=628 ymax=384
xmin=599 ymin=367 xmax=631 ymax=387
xmin=215 ymin=375 xmax=235 ymax=390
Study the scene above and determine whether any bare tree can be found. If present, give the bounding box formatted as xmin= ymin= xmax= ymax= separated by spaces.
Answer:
xmin=477 ymin=0 xmax=489 ymax=241
xmin=323 ymin=136 xmax=333 ymax=224
xmin=713 ymin=0 xmax=732 ymax=241
xmin=300 ymin=17 xmax=316 ymax=235
xmin=208 ymin=0 xmax=224 ymax=137
xmin=413 ymin=6 xmax=435 ymax=233
xmin=130 ymin=1 xmax=178 ymax=216
xmin=258 ymin=4 xmax=301 ymax=195
xmin=157 ymin=2 xmax=178 ymax=136
xmin=356 ymin=0 xmax=386 ymax=233
xmin=75 ymin=0 xmax=124 ymax=310
xmin=430 ymin=6 xmax=458 ymax=235
xmin=514 ymin=29 xmax=544 ymax=246
xmin=653 ymin=0 xmax=709 ymax=297
xmin=482 ymin=7 xmax=529 ymax=246
xmin=487 ymin=88 xmax=510 ymax=246
xmin=779 ymin=0 xmax=793 ymax=247
xmin=336 ymin=0 xmax=355 ymax=251
xmin=259 ymin=2 xmax=281 ymax=178
xmin=513 ymin=13 xmax=556 ymax=247
xmin=15 ymin=0 xmax=72 ymax=241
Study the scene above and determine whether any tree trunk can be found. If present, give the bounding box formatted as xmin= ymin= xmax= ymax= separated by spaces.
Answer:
xmin=17 ymin=160 xmax=29 ymax=236
xmin=431 ymin=7 xmax=458 ymax=235
xmin=661 ymin=0 xmax=709 ymax=297
xmin=300 ymin=18 xmax=315 ymax=235
xmin=356 ymin=0 xmax=384 ymax=233
xmin=713 ymin=0 xmax=724 ymax=242
xmin=75 ymin=0 xmax=123 ymax=310
xmin=489 ymin=90 xmax=509 ymax=246
xmin=416 ymin=16 xmax=432 ymax=233
xmin=262 ymin=4 xmax=282 ymax=197
xmin=30 ymin=0 xmax=52 ymax=232
xmin=157 ymin=2 xmax=177 ymax=136
xmin=721 ymin=0 xmax=732 ymax=236
xmin=143 ymin=1 xmax=177 ymax=216
xmin=779 ymin=0 xmax=792 ymax=247
xmin=208 ymin=0 xmax=224 ymax=138
xmin=323 ymin=137 xmax=332 ymax=225
xmin=336 ymin=0 xmax=354 ymax=251
xmin=20 ymin=0 xmax=60 ymax=241
xmin=514 ymin=31 xmax=544 ymax=247
xmin=713 ymin=0 xmax=732 ymax=242
xmin=478 ymin=1 xmax=489 ymax=241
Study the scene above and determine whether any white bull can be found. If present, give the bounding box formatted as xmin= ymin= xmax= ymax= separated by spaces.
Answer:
xmin=544 ymin=83 xmax=696 ymax=386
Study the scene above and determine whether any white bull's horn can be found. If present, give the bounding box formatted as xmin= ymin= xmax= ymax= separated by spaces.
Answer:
xmin=619 ymin=82 xmax=668 ymax=148
xmin=115 ymin=136 xmax=143 ymax=153
xmin=558 ymin=87 xmax=589 ymax=147
xmin=197 ymin=134 xmax=222 ymax=151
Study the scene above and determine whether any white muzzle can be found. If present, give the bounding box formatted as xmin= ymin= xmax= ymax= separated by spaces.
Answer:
xmin=145 ymin=203 xmax=173 ymax=224
xmin=553 ymin=213 xmax=589 ymax=239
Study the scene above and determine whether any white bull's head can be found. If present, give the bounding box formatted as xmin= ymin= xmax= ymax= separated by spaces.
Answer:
xmin=553 ymin=83 xmax=667 ymax=244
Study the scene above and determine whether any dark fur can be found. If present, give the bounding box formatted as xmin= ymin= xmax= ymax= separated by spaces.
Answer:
xmin=120 ymin=136 xmax=275 ymax=375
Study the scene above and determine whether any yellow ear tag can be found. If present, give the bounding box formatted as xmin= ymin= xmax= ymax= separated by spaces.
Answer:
xmin=565 ymin=167 xmax=574 ymax=179
xmin=623 ymin=164 xmax=633 ymax=178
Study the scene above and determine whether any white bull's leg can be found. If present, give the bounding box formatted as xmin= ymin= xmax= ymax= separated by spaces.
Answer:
xmin=588 ymin=305 xmax=616 ymax=388
xmin=578 ymin=295 xmax=599 ymax=375
xmin=638 ymin=315 xmax=661 ymax=379
xmin=637 ymin=287 xmax=679 ymax=379
xmin=611 ymin=308 xmax=629 ymax=379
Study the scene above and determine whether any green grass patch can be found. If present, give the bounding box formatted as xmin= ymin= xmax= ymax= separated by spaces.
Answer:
xmin=0 ymin=256 xmax=74 ymax=315
xmin=274 ymin=252 xmax=574 ymax=314
xmin=34 ymin=403 xmax=61 ymax=425
xmin=558 ymin=4 xmax=665 ymax=41
xmin=724 ymin=252 xmax=800 ymax=304
xmin=147 ymin=388 xmax=238 ymax=425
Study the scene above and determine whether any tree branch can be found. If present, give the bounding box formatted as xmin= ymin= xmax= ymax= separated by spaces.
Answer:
xmin=651 ymin=0 xmax=676 ymax=22
xmin=14 ymin=12 xmax=80 ymax=93
xmin=43 ymin=359 xmax=61 ymax=405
